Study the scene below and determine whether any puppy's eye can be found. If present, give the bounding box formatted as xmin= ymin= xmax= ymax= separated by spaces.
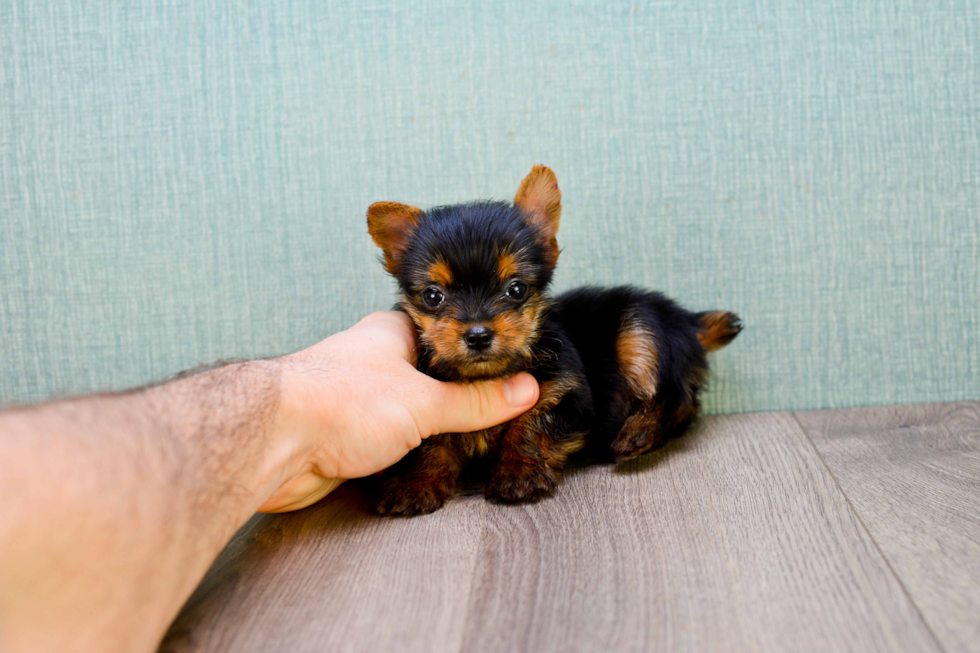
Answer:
xmin=422 ymin=286 xmax=445 ymax=308
xmin=505 ymin=280 xmax=528 ymax=300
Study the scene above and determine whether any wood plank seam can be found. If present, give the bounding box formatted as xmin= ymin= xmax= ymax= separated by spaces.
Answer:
xmin=790 ymin=410 xmax=949 ymax=653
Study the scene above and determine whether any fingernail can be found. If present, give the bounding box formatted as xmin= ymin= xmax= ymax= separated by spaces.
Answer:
xmin=503 ymin=374 xmax=537 ymax=406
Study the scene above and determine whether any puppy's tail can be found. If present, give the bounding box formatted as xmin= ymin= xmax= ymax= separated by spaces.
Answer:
xmin=696 ymin=311 xmax=742 ymax=352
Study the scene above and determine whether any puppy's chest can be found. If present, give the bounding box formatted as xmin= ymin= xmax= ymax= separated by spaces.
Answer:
xmin=457 ymin=424 xmax=507 ymax=458
xmin=452 ymin=371 xmax=580 ymax=460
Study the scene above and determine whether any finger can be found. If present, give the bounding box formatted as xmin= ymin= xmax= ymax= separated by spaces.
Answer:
xmin=420 ymin=373 xmax=539 ymax=436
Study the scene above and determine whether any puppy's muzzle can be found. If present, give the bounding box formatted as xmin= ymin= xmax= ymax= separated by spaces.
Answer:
xmin=463 ymin=325 xmax=494 ymax=352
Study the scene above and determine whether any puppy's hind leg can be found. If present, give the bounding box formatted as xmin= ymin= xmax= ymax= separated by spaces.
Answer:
xmin=611 ymin=404 xmax=669 ymax=460
xmin=609 ymin=311 xmax=669 ymax=460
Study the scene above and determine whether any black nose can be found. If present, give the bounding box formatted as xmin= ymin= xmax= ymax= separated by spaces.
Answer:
xmin=464 ymin=325 xmax=494 ymax=352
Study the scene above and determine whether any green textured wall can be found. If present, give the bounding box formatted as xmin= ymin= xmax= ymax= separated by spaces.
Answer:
xmin=2 ymin=1 xmax=978 ymax=413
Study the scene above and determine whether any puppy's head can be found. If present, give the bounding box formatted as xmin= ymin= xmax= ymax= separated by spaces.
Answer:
xmin=367 ymin=165 xmax=562 ymax=380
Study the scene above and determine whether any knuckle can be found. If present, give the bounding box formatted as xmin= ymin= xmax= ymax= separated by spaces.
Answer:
xmin=469 ymin=383 xmax=493 ymax=421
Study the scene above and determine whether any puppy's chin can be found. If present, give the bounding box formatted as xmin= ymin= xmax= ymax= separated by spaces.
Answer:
xmin=427 ymin=350 xmax=526 ymax=381
xmin=452 ymin=357 xmax=517 ymax=381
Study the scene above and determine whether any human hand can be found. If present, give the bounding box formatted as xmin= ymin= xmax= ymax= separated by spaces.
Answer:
xmin=259 ymin=311 xmax=540 ymax=512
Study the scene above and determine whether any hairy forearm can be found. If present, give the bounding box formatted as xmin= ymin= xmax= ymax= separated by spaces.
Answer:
xmin=0 ymin=311 xmax=539 ymax=653
xmin=0 ymin=360 xmax=295 ymax=653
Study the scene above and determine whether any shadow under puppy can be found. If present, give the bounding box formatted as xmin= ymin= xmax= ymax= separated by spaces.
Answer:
xmin=368 ymin=166 xmax=740 ymax=516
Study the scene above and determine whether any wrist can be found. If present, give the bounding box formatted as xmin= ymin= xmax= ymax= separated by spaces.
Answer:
xmin=254 ymin=350 xmax=347 ymax=512
xmin=273 ymin=359 xmax=326 ymax=477
xmin=162 ymin=359 xmax=312 ymax=513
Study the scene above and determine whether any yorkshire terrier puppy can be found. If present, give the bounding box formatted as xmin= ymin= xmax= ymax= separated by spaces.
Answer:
xmin=368 ymin=166 xmax=740 ymax=516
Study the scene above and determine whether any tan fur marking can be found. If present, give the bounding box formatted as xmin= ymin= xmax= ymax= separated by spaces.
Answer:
xmin=427 ymin=258 xmax=453 ymax=287
xmin=402 ymin=303 xmax=435 ymax=333
xmin=506 ymin=374 xmax=582 ymax=436
xmin=497 ymin=251 xmax=520 ymax=281
xmin=514 ymin=165 xmax=562 ymax=268
xmin=534 ymin=376 xmax=580 ymax=412
xmin=422 ymin=314 xmax=470 ymax=372
xmin=616 ymin=314 xmax=659 ymax=400
xmin=541 ymin=434 xmax=587 ymax=467
xmin=698 ymin=311 xmax=741 ymax=352
xmin=612 ymin=408 xmax=665 ymax=459
xmin=488 ymin=311 xmax=531 ymax=354
xmin=459 ymin=425 xmax=505 ymax=458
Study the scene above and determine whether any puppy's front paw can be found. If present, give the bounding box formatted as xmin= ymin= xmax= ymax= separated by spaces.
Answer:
xmin=374 ymin=477 xmax=454 ymax=516
xmin=486 ymin=460 xmax=556 ymax=503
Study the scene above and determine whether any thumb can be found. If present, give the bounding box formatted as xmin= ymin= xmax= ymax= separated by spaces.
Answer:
xmin=420 ymin=373 xmax=539 ymax=436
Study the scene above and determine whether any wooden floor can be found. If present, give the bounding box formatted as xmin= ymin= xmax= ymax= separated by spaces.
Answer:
xmin=160 ymin=401 xmax=980 ymax=653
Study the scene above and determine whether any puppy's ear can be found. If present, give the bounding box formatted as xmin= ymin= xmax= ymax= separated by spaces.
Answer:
xmin=514 ymin=165 xmax=561 ymax=267
xmin=367 ymin=202 xmax=423 ymax=275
